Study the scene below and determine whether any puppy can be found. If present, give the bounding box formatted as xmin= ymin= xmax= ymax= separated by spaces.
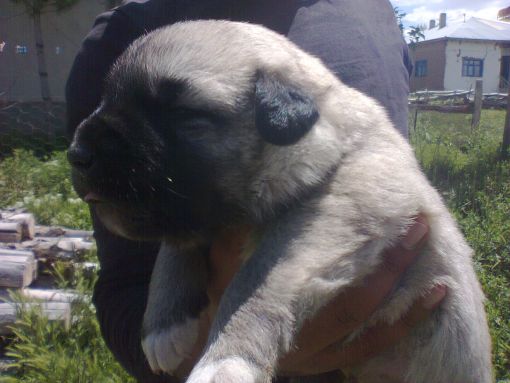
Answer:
xmin=69 ymin=20 xmax=492 ymax=383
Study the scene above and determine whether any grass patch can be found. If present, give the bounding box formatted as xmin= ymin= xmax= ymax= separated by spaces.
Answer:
xmin=0 ymin=149 xmax=91 ymax=230
xmin=412 ymin=109 xmax=510 ymax=378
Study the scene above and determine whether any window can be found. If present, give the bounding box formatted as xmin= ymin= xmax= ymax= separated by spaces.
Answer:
xmin=462 ymin=58 xmax=484 ymax=77
xmin=415 ymin=60 xmax=428 ymax=77
xmin=15 ymin=45 xmax=28 ymax=54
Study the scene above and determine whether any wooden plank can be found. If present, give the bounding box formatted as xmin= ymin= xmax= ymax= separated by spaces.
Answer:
xmin=0 ymin=288 xmax=78 ymax=303
xmin=412 ymin=89 xmax=472 ymax=96
xmin=34 ymin=225 xmax=93 ymax=239
xmin=0 ymin=250 xmax=37 ymax=288
xmin=7 ymin=237 xmax=59 ymax=259
xmin=5 ymin=236 xmax=94 ymax=262
xmin=8 ymin=213 xmax=35 ymax=240
xmin=0 ymin=261 xmax=37 ymax=288
xmin=0 ymin=248 xmax=34 ymax=257
xmin=21 ymin=288 xmax=80 ymax=303
xmin=55 ymin=238 xmax=94 ymax=253
xmin=0 ymin=222 xmax=22 ymax=243
xmin=0 ymin=302 xmax=71 ymax=334
xmin=414 ymin=104 xmax=473 ymax=113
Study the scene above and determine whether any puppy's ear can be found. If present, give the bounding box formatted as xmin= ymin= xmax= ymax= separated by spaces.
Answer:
xmin=255 ymin=72 xmax=318 ymax=145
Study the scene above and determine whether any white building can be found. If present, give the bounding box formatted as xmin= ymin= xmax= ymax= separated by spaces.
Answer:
xmin=410 ymin=16 xmax=510 ymax=93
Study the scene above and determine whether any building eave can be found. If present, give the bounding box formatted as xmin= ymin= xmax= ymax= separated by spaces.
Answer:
xmin=408 ymin=38 xmax=447 ymax=47
xmin=409 ymin=37 xmax=510 ymax=47
xmin=446 ymin=37 xmax=510 ymax=44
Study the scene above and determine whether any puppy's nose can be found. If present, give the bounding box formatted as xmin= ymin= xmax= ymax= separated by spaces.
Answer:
xmin=67 ymin=145 xmax=93 ymax=171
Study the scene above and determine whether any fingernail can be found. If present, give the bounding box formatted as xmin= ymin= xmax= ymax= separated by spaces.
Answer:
xmin=422 ymin=285 xmax=446 ymax=309
xmin=402 ymin=217 xmax=428 ymax=250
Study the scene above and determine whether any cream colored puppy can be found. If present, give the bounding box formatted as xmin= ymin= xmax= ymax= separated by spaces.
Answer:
xmin=69 ymin=20 xmax=492 ymax=383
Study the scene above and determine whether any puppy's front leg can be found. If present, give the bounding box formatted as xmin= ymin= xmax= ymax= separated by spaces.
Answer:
xmin=142 ymin=240 xmax=209 ymax=375
xmin=186 ymin=219 xmax=356 ymax=383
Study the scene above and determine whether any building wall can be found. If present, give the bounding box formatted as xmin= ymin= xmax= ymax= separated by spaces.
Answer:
xmin=444 ymin=39 xmax=502 ymax=93
xmin=409 ymin=40 xmax=447 ymax=91
xmin=0 ymin=1 xmax=108 ymax=102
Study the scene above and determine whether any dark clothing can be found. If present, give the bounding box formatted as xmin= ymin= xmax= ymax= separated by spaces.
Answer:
xmin=66 ymin=1 xmax=411 ymax=381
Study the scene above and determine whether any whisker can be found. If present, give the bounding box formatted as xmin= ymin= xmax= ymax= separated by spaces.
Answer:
xmin=165 ymin=186 xmax=189 ymax=199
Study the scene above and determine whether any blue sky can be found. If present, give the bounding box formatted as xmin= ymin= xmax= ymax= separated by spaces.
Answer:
xmin=391 ymin=0 xmax=507 ymax=29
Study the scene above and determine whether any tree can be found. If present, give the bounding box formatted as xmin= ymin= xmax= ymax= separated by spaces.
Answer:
xmin=393 ymin=6 xmax=407 ymax=34
xmin=9 ymin=0 xmax=80 ymax=102
xmin=408 ymin=25 xmax=425 ymax=44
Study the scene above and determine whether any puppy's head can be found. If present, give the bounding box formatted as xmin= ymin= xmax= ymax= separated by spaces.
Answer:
xmin=68 ymin=21 xmax=344 ymax=241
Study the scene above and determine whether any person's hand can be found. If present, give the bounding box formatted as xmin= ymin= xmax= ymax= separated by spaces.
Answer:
xmin=174 ymin=225 xmax=252 ymax=378
xmin=278 ymin=214 xmax=445 ymax=375
xmin=175 ymin=215 xmax=445 ymax=378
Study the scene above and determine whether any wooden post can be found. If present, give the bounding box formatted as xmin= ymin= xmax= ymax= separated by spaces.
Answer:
xmin=471 ymin=79 xmax=483 ymax=130
xmin=502 ymin=85 xmax=510 ymax=159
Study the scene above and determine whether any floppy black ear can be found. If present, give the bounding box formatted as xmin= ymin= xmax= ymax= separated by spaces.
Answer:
xmin=255 ymin=72 xmax=319 ymax=146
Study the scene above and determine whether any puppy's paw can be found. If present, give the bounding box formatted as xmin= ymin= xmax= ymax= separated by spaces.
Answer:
xmin=186 ymin=357 xmax=264 ymax=383
xmin=142 ymin=317 xmax=199 ymax=374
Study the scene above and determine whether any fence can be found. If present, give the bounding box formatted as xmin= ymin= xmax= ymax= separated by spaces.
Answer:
xmin=409 ymin=80 xmax=510 ymax=156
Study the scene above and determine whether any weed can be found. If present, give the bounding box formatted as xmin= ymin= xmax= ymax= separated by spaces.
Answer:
xmin=0 ymin=263 xmax=136 ymax=383
xmin=413 ymin=110 xmax=510 ymax=379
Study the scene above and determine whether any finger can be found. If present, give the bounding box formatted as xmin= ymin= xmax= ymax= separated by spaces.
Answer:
xmin=174 ymin=311 xmax=212 ymax=379
xmin=281 ymin=215 xmax=429 ymax=365
xmin=282 ymin=285 xmax=446 ymax=376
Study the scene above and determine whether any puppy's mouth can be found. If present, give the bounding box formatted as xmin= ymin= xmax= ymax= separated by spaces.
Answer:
xmin=85 ymin=194 xmax=168 ymax=240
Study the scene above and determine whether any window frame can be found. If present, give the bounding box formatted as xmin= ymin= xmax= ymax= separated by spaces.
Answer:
xmin=462 ymin=57 xmax=484 ymax=77
xmin=415 ymin=59 xmax=428 ymax=78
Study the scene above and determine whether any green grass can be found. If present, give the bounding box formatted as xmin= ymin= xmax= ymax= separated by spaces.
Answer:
xmin=0 ymin=109 xmax=508 ymax=381
xmin=0 ymin=150 xmax=91 ymax=230
xmin=411 ymin=109 xmax=510 ymax=378
xmin=410 ymin=110 xmax=508 ymax=210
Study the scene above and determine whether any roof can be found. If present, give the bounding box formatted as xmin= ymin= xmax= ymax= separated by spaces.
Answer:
xmin=422 ymin=17 xmax=510 ymax=42
xmin=498 ymin=6 xmax=510 ymax=20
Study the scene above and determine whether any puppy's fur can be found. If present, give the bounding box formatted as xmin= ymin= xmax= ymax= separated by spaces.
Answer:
xmin=69 ymin=21 xmax=492 ymax=383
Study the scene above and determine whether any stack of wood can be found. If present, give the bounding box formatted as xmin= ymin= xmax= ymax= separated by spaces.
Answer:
xmin=0 ymin=209 xmax=95 ymax=335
